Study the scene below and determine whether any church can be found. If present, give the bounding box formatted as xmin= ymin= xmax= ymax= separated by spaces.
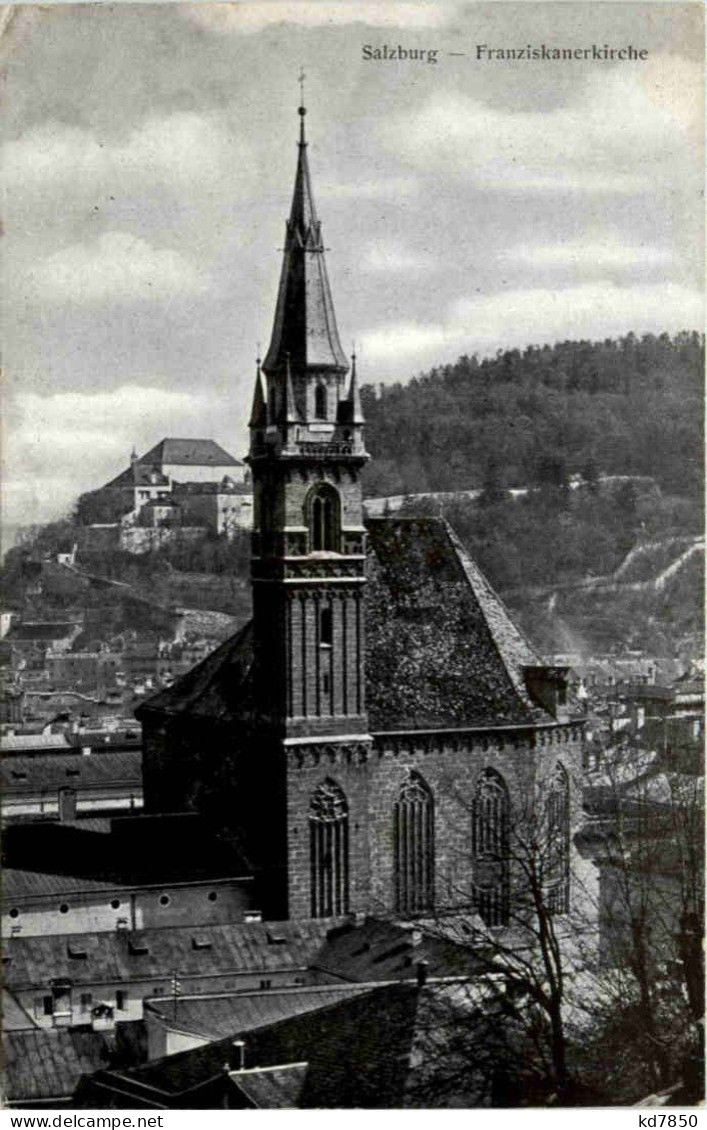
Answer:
xmin=138 ymin=105 xmax=585 ymax=925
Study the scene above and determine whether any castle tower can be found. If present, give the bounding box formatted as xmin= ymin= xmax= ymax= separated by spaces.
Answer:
xmin=247 ymin=104 xmax=372 ymax=918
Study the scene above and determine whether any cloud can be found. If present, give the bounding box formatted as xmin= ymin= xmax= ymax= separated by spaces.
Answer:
xmin=362 ymin=240 xmax=433 ymax=275
xmin=182 ymin=1 xmax=454 ymax=34
xmin=498 ymin=240 xmax=673 ymax=271
xmin=2 ymin=386 xmax=211 ymax=529
xmin=383 ymin=59 xmax=703 ymax=194
xmin=2 ymin=112 xmax=248 ymax=194
xmin=362 ymin=282 xmax=704 ymax=366
xmin=21 ymin=232 xmax=208 ymax=304
xmin=328 ymin=177 xmax=418 ymax=201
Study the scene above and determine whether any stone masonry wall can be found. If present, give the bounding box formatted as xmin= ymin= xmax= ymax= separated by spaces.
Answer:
xmin=284 ymin=722 xmax=585 ymax=920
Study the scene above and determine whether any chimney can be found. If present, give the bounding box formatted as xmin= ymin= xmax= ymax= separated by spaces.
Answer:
xmin=416 ymin=960 xmax=429 ymax=988
xmin=231 ymin=1040 xmax=246 ymax=1072
xmin=58 ymin=786 xmax=77 ymax=824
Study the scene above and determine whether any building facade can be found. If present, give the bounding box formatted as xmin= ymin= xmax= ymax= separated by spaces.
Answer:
xmin=139 ymin=107 xmax=585 ymax=925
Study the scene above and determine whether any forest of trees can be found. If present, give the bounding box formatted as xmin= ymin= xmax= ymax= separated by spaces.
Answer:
xmin=360 ymin=332 xmax=704 ymax=499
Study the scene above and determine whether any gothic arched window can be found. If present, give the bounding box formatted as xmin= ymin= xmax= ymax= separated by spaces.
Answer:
xmin=309 ymin=779 xmax=349 ymax=918
xmin=472 ymin=768 xmax=510 ymax=927
xmin=315 ymin=383 xmax=327 ymax=420
xmin=545 ymin=764 xmax=570 ymax=915
xmin=306 ymin=484 xmax=340 ymax=553
xmin=394 ymin=772 xmax=434 ymax=915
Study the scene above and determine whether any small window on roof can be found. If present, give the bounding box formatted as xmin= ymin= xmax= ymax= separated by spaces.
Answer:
xmin=266 ymin=930 xmax=287 ymax=946
xmin=128 ymin=938 xmax=150 ymax=956
xmin=66 ymin=769 xmax=81 ymax=777
xmin=192 ymin=935 xmax=213 ymax=951
xmin=67 ymin=943 xmax=87 ymax=959
xmin=11 ymin=770 xmax=28 ymax=780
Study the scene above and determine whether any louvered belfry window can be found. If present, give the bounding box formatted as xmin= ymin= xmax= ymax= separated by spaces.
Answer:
xmin=472 ymin=768 xmax=510 ymax=927
xmin=309 ymin=779 xmax=349 ymax=918
xmin=545 ymin=764 xmax=570 ymax=915
xmin=394 ymin=773 xmax=435 ymax=914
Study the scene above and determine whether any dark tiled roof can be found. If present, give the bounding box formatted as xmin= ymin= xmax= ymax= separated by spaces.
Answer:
xmin=365 ymin=519 xmax=546 ymax=728
xmin=3 ymin=986 xmax=39 ymax=1031
xmin=6 ymin=622 xmax=79 ymax=642
xmin=141 ymin=439 xmax=240 ymax=467
xmin=138 ymin=518 xmax=550 ymax=730
xmin=78 ymin=982 xmax=480 ymax=1108
xmin=2 ymin=816 xmax=250 ymax=899
xmin=104 ymin=464 xmax=170 ymax=490
xmin=147 ymin=985 xmax=371 ymax=1042
xmin=3 ymin=867 xmax=143 ymax=899
xmin=3 ymin=920 xmax=335 ymax=990
xmin=1 ymin=750 xmax=142 ymax=793
xmin=231 ymin=1063 xmax=308 ymax=1108
xmin=309 ymin=916 xmax=480 ymax=983
xmin=136 ymin=621 xmax=254 ymax=722
xmin=4 ymin=1023 xmax=146 ymax=1103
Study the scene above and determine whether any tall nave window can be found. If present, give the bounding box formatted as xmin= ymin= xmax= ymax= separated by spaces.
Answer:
xmin=394 ymin=772 xmax=434 ymax=914
xmin=309 ymin=779 xmax=349 ymax=918
xmin=472 ymin=768 xmax=510 ymax=927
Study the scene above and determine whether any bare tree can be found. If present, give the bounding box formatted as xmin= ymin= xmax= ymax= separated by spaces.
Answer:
xmin=586 ymin=745 xmax=704 ymax=1098
xmin=390 ymin=746 xmax=703 ymax=1106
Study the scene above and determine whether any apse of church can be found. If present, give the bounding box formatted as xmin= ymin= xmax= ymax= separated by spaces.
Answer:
xmin=139 ymin=105 xmax=585 ymax=925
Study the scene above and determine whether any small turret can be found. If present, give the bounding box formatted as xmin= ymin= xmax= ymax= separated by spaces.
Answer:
xmin=249 ymin=359 xmax=267 ymax=429
xmin=339 ymin=351 xmax=365 ymax=426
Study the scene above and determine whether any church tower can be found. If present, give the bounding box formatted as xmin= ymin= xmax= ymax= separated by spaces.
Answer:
xmin=247 ymin=103 xmax=372 ymax=918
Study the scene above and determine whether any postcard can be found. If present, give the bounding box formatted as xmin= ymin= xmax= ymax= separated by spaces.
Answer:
xmin=1 ymin=1 xmax=703 ymax=1115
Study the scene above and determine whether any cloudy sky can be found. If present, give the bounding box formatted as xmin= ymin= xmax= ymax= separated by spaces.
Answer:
xmin=1 ymin=0 xmax=703 ymax=534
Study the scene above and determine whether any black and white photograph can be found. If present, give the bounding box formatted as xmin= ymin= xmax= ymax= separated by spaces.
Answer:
xmin=1 ymin=0 xmax=704 ymax=1112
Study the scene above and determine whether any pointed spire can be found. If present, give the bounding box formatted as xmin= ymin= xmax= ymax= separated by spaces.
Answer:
xmin=249 ymin=358 xmax=267 ymax=428
xmin=262 ymin=100 xmax=348 ymax=376
xmin=346 ymin=350 xmax=365 ymax=424
xmin=298 ymin=68 xmax=307 ymax=147
xmin=284 ymin=353 xmax=300 ymax=423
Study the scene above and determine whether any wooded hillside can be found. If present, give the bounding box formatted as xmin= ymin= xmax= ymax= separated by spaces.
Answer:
xmin=361 ymin=332 xmax=704 ymax=499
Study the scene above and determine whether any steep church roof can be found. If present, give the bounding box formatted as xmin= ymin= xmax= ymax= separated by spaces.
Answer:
xmin=138 ymin=518 xmax=551 ymax=730
xmin=262 ymin=108 xmax=348 ymax=375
